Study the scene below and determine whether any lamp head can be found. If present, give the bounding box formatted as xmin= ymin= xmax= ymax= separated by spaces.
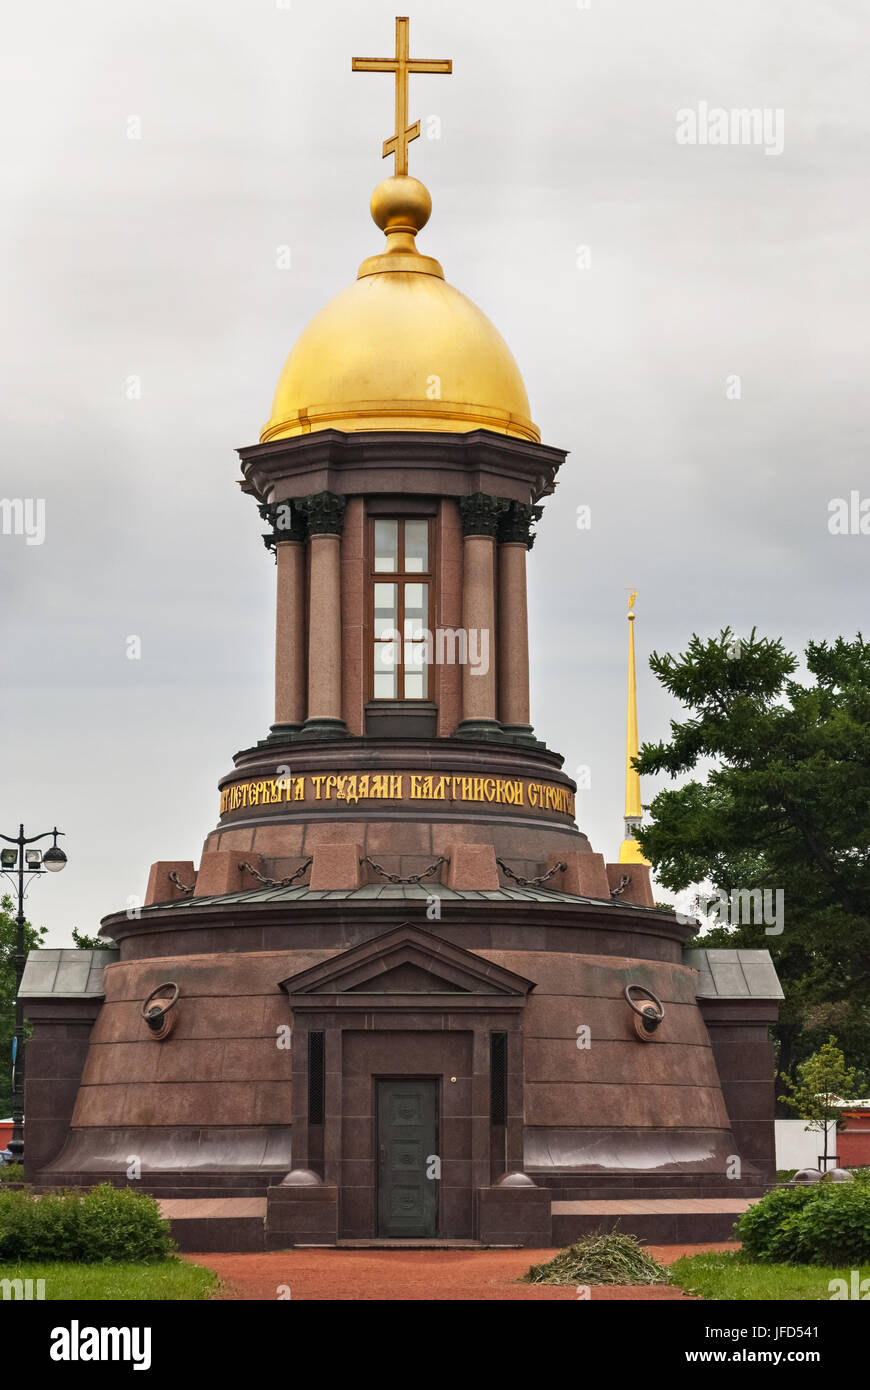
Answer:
xmin=43 ymin=845 xmax=67 ymax=873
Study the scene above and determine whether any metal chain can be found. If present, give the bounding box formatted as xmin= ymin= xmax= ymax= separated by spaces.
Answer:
xmin=610 ymin=874 xmax=631 ymax=898
xmin=496 ymin=858 xmax=566 ymax=889
xmin=360 ymin=855 xmax=448 ymax=885
xmin=167 ymin=871 xmax=194 ymax=896
xmin=239 ymin=857 xmax=313 ymax=889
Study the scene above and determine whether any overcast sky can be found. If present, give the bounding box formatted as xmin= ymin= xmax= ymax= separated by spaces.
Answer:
xmin=1 ymin=0 xmax=866 ymax=944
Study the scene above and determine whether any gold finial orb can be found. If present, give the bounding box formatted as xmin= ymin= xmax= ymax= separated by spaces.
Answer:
xmin=371 ymin=174 xmax=431 ymax=236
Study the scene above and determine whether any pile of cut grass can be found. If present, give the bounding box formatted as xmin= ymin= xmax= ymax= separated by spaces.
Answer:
xmin=522 ymin=1232 xmax=669 ymax=1286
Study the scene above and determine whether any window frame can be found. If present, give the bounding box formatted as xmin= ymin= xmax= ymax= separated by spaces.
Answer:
xmin=367 ymin=516 xmax=433 ymax=703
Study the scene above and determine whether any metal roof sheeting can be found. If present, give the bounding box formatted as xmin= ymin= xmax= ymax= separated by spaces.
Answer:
xmin=140 ymin=882 xmax=659 ymax=911
xmin=19 ymin=948 xmax=118 ymax=999
xmin=684 ymin=947 xmax=784 ymax=1000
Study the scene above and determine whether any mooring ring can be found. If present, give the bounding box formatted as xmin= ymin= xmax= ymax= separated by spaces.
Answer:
xmin=624 ymin=984 xmax=665 ymax=1021
xmin=140 ymin=982 xmax=180 ymax=1021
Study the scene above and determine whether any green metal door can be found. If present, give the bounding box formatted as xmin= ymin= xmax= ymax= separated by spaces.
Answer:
xmin=376 ymin=1078 xmax=438 ymax=1238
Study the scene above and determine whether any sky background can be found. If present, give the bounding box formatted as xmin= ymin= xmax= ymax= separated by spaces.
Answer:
xmin=1 ymin=0 xmax=866 ymax=943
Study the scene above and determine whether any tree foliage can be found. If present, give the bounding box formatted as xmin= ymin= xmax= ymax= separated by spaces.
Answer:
xmin=71 ymin=927 xmax=105 ymax=950
xmin=778 ymin=1037 xmax=863 ymax=1139
xmin=0 ymin=893 xmax=46 ymax=1117
xmin=635 ymin=631 xmax=870 ymax=1086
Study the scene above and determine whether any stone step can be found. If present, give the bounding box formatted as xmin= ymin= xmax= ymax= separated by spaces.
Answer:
xmin=335 ymin=1238 xmax=501 ymax=1250
xmin=158 ymin=1194 xmax=760 ymax=1252
xmin=158 ymin=1198 xmax=267 ymax=1253
xmin=551 ymin=1197 xmax=759 ymax=1246
xmin=546 ymin=1186 xmax=766 ymax=1203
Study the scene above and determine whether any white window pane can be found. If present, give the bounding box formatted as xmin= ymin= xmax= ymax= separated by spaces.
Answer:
xmin=374 ymin=671 xmax=397 ymax=698
xmin=403 ymin=582 xmax=427 ymax=624
xmin=404 ymin=640 xmax=426 ymax=669
xmin=374 ymin=583 xmax=397 ymax=621
xmin=404 ymin=668 xmax=426 ymax=698
xmin=404 ymin=520 xmax=428 ymax=572
xmin=374 ymin=520 xmax=399 ymax=572
xmin=374 ymin=642 xmax=398 ymax=672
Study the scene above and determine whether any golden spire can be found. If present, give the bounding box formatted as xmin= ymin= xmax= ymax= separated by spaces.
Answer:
xmin=352 ymin=17 xmax=452 ymax=178
xmin=619 ymin=590 xmax=650 ymax=865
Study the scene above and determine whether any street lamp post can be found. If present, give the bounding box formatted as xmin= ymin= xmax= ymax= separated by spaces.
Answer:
xmin=0 ymin=825 xmax=67 ymax=1162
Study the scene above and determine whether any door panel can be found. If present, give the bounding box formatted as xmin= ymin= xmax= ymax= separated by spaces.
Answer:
xmin=377 ymin=1079 xmax=438 ymax=1238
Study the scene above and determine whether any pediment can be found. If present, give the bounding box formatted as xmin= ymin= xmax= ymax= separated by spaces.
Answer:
xmin=279 ymin=924 xmax=535 ymax=998
xmin=347 ymin=963 xmax=461 ymax=994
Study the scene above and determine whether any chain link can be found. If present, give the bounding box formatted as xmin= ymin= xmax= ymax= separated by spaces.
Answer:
xmin=360 ymin=855 xmax=448 ymax=885
xmin=239 ymin=858 xmax=313 ymax=889
xmin=496 ymin=859 xmax=566 ymax=889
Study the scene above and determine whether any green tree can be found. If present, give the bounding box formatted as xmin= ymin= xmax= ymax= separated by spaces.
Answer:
xmin=71 ymin=927 xmax=105 ymax=949
xmin=0 ymin=894 xmax=47 ymax=1118
xmin=635 ymin=630 xmax=870 ymax=1091
xmin=778 ymin=1036 xmax=863 ymax=1168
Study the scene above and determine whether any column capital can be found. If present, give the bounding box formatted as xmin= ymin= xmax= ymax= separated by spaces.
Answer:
xmin=458 ymin=492 xmax=509 ymax=538
xmin=302 ymin=491 xmax=346 ymax=536
xmin=497 ymin=500 xmax=544 ymax=549
xmin=259 ymin=500 xmax=307 ymax=555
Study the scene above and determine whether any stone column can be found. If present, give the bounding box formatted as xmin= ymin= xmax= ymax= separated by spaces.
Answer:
xmin=299 ymin=492 xmax=347 ymax=739
xmin=457 ymin=494 xmax=506 ymax=738
xmin=264 ymin=501 xmax=307 ymax=739
xmin=497 ymin=501 xmax=542 ymax=744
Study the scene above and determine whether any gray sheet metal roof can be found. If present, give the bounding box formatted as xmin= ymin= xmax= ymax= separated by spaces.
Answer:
xmin=19 ymin=948 xmax=118 ymax=999
xmin=684 ymin=947 xmax=784 ymax=1000
xmin=141 ymin=882 xmax=659 ymax=912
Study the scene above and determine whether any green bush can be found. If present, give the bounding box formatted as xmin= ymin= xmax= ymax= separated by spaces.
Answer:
xmin=786 ymin=1184 xmax=870 ymax=1265
xmin=0 ymin=1164 xmax=24 ymax=1183
xmin=0 ymin=1185 xmax=174 ymax=1263
xmin=737 ymin=1181 xmax=870 ymax=1265
xmin=737 ymin=1185 xmax=817 ymax=1262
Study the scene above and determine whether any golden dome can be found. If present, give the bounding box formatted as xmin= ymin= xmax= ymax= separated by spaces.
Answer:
xmin=260 ymin=176 xmax=539 ymax=444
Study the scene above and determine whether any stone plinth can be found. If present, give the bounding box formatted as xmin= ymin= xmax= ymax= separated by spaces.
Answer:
xmin=266 ymin=1176 xmax=339 ymax=1248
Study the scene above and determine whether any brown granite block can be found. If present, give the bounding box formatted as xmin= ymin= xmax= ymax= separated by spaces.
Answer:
xmin=308 ymin=841 xmax=364 ymax=890
xmin=144 ymin=861 xmax=196 ymax=906
xmin=446 ymin=842 xmax=499 ymax=890
xmin=550 ymin=851 xmax=610 ymax=899
xmin=194 ymin=850 xmax=258 ymax=898
xmin=606 ymin=862 xmax=655 ymax=908
xmin=524 ymin=1081 xmax=730 ymax=1129
xmin=524 ymin=1037 xmax=721 ymax=1087
xmin=478 ymin=1184 xmax=551 ymax=1246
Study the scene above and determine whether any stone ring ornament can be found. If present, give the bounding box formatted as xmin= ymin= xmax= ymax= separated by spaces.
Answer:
xmin=141 ymin=983 xmax=180 ymax=1041
xmin=625 ymin=984 xmax=665 ymax=1041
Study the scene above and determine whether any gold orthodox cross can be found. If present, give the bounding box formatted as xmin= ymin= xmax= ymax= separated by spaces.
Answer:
xmin=352 ymin=17 xmax=452 ymax=177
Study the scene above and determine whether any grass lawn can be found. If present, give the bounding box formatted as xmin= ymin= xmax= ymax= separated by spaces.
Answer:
xmin=671 ymin=1251 xmax=870 ymax=1301
xmin=0 ymin=1259 xmax=219 ymax=1300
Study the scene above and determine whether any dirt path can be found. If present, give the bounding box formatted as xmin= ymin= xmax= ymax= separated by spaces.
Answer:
xmin=185 ymin=1243 xmax=734 ymax=1301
